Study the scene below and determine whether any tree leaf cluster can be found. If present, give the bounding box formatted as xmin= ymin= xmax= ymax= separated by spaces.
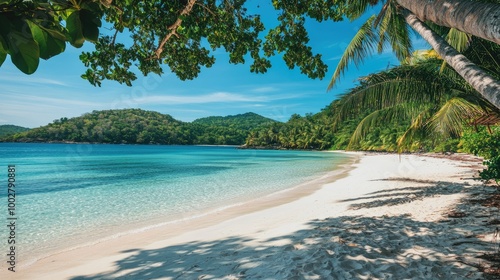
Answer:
xmin=0 ymin=0 xmax=102 ymax=74
xmin=460 ymin=126 xmax=500 ymax=184
xmin=1 ymin=0 xmax=349 ymax=86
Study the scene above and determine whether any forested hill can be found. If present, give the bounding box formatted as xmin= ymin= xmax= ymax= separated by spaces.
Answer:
xmin=193 ymin=113 xmax=276 ymax=130
xmin=2 ymin=109 xmax=278 ymax=145
xmin=0 ymin=125 xmax=30 ymax=137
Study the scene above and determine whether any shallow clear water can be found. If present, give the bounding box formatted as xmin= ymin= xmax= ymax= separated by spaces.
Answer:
xmin=0 ymin=143 xmax=350 ymax=265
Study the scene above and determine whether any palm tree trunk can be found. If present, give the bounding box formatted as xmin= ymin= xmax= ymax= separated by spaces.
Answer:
xmin=401 ymin=9 xmax=500 ymax=109
xmin=396 ymin=0 xmax=500 ymax=44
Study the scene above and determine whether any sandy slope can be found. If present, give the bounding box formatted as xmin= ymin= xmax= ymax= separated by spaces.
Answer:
xmin=5 ymin=152 xmax=496 ymax=279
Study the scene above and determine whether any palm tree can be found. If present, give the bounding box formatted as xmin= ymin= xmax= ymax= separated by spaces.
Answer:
xmin=396 ymin=0 xmax=500 ymax=45
xmin=330 ymin=0 xmax=500 ymax=109
xmin=401 ymin=9 xmax=500 ymax=111
xmin=332 ymin=52 xmax=499 ymax=151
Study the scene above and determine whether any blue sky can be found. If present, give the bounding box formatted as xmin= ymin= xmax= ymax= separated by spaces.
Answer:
xmin=0 ymin=3 xmax=427 ymax=128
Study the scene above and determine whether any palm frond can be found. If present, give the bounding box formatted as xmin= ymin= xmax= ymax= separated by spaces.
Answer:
xmin=332 ymin=60 xmax=447 ymax=125
xmin=347 ymin=104 xmax=418 ymax=149
xmin=446 ymin=28 xmax=472 ymax=52
xmin=429 ymin=95 xmax=498 ymax=137
xmin=440 ymin=28 xmax=472 ymax=71
xmin=465 ymin=38 xmax=500 ymax=79
xmin=396 ymin=109 xmax=432 ymax=152
xmin=327 ymin=15 xmax=378 ymax=90
xmin=369 ymin=2 xmax=412 ymax=63
xmin=376 ymin=2 xmax=390 ymax=53
xmin=404 ymin=49 xmax=440 ymax=65
xmin=385 ymin=2 xmax=412 ymax=61
xmin=346 ymin=0 xmax=383 ymax=20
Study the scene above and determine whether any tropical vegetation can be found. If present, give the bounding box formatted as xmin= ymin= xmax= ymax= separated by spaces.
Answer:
xmin=329 ymin=0 xmax=500 ymax=109
xmin=1 ymin=1 xmax=499 ymax=179
xmin=461 ymin=127 xmax=500 ymax=184
xmin=0 ymin=0 xmax=345 ymax=85
xmin=0 ymin=125 xmax=30 ymax=137
xmin=1 ymin=109 xmax=276 ymax=145
xmin=1 ymin=0 xmax=498 ymax=102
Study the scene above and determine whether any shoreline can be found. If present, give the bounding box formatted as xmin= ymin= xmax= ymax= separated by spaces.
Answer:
xmin=5 ymin=152 xmax=494 ymax=279
xmin=4 ymin=151 xmax=358 ymax=278
xmin=0 ymin=145 xmax=351 ymax=273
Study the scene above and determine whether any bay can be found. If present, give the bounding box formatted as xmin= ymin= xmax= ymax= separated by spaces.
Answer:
xmin=0 ymin=143 xmax=350 ymax=267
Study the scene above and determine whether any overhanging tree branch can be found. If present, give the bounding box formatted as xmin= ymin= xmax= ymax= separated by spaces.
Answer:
xmin=154 ymin=0 xmax=197 ymax=59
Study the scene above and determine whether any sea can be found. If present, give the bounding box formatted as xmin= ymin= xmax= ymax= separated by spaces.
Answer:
xmin=0 ymin=143 xmax=351 ymax=267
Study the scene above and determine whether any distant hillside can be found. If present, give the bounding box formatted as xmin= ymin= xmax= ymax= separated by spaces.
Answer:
xmin=192 ymin=112 xmax=278 ymax=145
xmin=193 ymin=112 xmax=276 ymax=130
xmin=2 ymin=109 xmax=277 ymax=145
xmin=0 ymin=125 xmax=30 ymax=137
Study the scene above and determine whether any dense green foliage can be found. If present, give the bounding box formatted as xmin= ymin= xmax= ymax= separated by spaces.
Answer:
xmin=245 ymin=102 xmax=415 ymax=151
xmin=1 ymin=0 xmax=348 ymax=86
xmin=246 ymin=39 xmax=499 ymax=152
xmin=193 ymin=113 xmax=276 ymax=145
xmin=193 ymin=112 xmax=275 ymax=130
xmin=4 ymin=1 xmax=498 ymax=89
xmin=245 ymin=112 xmax=335 ymax=150
xmin=1 ymin=109 xmax=277 ymax=145
xmin=461 ymin=126 xmax=500 ymax=184
xmin=0 ymin=0 xmax=103 ymax=74
xmin=0 ymin=125 xmax=30 ymax=137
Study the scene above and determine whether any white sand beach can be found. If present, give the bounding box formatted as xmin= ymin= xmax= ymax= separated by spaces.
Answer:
xmin=5 ymin=152 xmax=498 ymax=279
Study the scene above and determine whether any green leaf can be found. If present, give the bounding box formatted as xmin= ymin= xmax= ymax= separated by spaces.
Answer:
xmin=0 ymin=50 xmax=6 ymax=67
xmin=0 ymin=17 xmax=40 ymax=74
xmin=41 ymin=27 xmax=67 ymax=42
xmin=0 ymin=31 xmax=6 ymax=66
xmin=66 ymin=11 xmax=85 ymax=48
xmin=0 ymin=33 xmax=7 ymax=52
xmin=0 ymin=14 xmax=11 ymax=40
xmin=27 ymin=21 xmax=66 ymax=60
xmin=327 ymin=15 xmax=378 ymax=90
xmin=9 ymin=31 xmax=40 ymax=74
xmin=80 ymin=9 xmax=101 ymax=42
xmin=0 ymin=15 xmax=10 ymax=67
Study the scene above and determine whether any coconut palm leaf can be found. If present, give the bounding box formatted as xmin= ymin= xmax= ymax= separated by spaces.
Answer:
xmin=446 ymin=28 xmax=472 ymax=52
xmin=346 ymin=0 xmax=383 ymax=20
xmin=329 ymin=1 xmax=412 ymax=90
xmin=396 ymin=109 xmax=433 ymax=152
xmin=465 ymin=38 xmax=500 ymax=80
xmin=327 ymin=15 xmax=378 ymax=90
xmin=429 ymin=94 xmax=500 ymax=136
xmin=347 ymin=103 xmax=426 ymax=149
xmin=384 ymin=2 xmax=412 ymax=61
xmin=332 ymin=58 xmax=497 ymax=152
xmin=396 ymin=94 xmax=499 ymax=152
xmin=332 ymin=60 xmax=447 ymax=127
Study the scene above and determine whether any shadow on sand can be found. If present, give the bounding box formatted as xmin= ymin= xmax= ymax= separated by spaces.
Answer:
xmin=71 ymin=180 xmax=496 ymax=279
xmin=339 ymin=178 xmax=471 ymax=209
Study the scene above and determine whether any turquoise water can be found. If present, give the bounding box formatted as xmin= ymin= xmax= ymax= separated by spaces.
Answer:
xmin=0 ymin=143 xmax=350 ymax=266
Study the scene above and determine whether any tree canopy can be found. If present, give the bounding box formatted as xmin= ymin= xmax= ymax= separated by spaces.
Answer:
xmin=328 ymin=0 xmax=500 ymax=109
xmin=0 ymin=124 xmax=30 ymax=137
xmin=0 ymin=0 xmax=348 ymax=86
xmin=1 ymin=109 xmax=277 ymax=145
xmin=2 ymin=0 xmax=498 ymax=109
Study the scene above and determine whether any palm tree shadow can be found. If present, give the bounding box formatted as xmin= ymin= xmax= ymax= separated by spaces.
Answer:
xmin=338 ymin=178 xmax=472 ymax=209
xmin=70 ymin=214 xmax=488 ymax=279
